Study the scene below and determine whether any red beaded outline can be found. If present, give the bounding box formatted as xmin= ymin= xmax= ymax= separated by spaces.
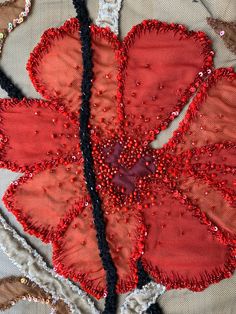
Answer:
xmin=142 ymin=185 xmax=236 ymax=291
xmin=117 ymin=19 xmax=214 ymax=142
xmin=0 ymin=98 xmax=80 ymax=173
xmin=27 ymin=18 xmax=121 ymax=115
xmin=167 ymin=68 xmax=236 ymax=245
xmin=163 ymin=67 xmax=236 ymax=152
xmin=1 ymin=19 xmax=235 ymax=297
xmin=141 ymin=69 xmax=236 ymax=291
xmin=2 ymin=157 xmax=86 ymax=243
xmin=142 ymin=247 xmax=236 ymax=292
xmin=178 ymin=143 xmax=236 ymax=208
xmin=27 ymin=18 xmax=214 ymax=143
xmin=52 ymin=209 xmax=147 ymax=299
xmin=27 ymin=18 xmax=81 ymax=108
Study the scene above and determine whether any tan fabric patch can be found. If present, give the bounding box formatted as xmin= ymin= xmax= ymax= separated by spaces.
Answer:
xmin=0 ymin=0 xmax=25 ymax=29
xmin=0 ymin=276 xmax=70 ymax=313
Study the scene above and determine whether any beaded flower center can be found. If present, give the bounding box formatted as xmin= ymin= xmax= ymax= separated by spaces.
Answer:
xmin=105 ymin=142 xmax=156 ymax=194
xmin=93 ymin=136 xmax=162 ymax=206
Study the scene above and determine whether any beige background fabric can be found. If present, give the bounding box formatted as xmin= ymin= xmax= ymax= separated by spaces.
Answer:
xmin=0 ymin=0 xmax=236 ymax=313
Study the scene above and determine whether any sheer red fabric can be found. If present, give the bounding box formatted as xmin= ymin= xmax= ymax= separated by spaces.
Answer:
xmin=142 ymin=183 xmax=231 ymax=291
xmin=0 ymin=99 xmax=79 ymax=171
xmin=53 ymin=203 xmax=145 ymax=298
xmin=164 ymin=70 xmax=236 ymax=235
xmin=1 ymin=18 xmax=235 ymax=298
xmin=4 ymin=162 xmax=87 ymax=242
xmin=121 ymin=22 xmax=211 ymax=141
xmin=28 ymin=19 xmax=120 ymax=139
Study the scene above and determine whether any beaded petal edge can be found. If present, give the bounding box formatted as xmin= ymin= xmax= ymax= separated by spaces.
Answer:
xmin=142 ymin=68 xmax=236 ymax=292
xmin=0 ymin=214 xmax=99 ymax=314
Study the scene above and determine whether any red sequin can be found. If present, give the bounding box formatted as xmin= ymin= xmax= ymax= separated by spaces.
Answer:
xmin=1 ymin=19 xmax=236 ymax=298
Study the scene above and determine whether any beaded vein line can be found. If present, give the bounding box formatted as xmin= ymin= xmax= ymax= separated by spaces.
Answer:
xmin=0 ymin=9 xmax=235 ymax=314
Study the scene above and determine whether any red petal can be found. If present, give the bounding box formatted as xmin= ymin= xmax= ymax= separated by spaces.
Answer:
xmin=166 ymin=68 xmax=236 ymax=153
xmin=177 ymin=146 xmax=236 ymax=235
xmin=27 ymin=19 xmax=120 ymax=138
xmin=27 ymin=18 xmax=83 ymax=113
xmin=120 ymin=20 xmax=213 ymax=141
xmin=196 ymin=146 xmax=236 ymax=199
xmin=0 ymin=99 xmax=79 ymax=171
xmin=53 ymin=204 xmax=146 ymax=298
xmin=179 ymin=179 xmax=236 ymax=236
xmin=90 ymin=25 xmax=120 ymax=138
xmin=142 ymin=184 xmax=235 ymax=291
xmin=164 ymin=68 xmax=236 ymax=235
xmin=3 ymin=161 xmax=88 ymax=242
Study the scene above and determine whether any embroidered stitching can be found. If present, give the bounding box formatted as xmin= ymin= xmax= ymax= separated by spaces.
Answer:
xmin=0 ymin=215 xmax=99 ymax=314
xmin=0 ymin=14 xmax=235 ymax=311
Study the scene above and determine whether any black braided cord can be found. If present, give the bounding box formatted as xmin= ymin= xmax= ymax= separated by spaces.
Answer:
xmin=137 ymin=259 xmax=152 ymax=289
xmin=146 ymin=303 xmax=164 ymax=314
xmin=72 ymin=1 xmax=118 ymax=313
xmin=0 ymin=66 xmax=24 ymax=99
xmin=137 ymin=260 xmax=164 ymax=314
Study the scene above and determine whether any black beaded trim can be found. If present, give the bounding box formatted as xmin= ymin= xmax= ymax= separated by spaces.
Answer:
xmin=72 ymin=1 xmax=118 ymax=313
xmin=0 ymin=66 xmax=24 ymax=99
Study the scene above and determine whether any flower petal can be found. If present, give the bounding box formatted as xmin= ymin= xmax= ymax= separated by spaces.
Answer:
xmin=27 ymin=18 xmax=120 ymax=138
xmin=3 ymin=161 xmax=87 ymax=242
xmin=165 ymin=68 xmax=236 ymax=235
xmin=120 ymin=20 xmax=213 ymax=141
xmin=176 ymin=146 xmax=236 ymax=235
xmin=142 ymin=184 xmax=236 ymax=291
xmin=166 ymin=68 xmax=236 ymax=153
xmin=0 ymin=99 xmax=79 ymax=171
xmin=27 ymin=18 xmax=83 ymax=112
xmin=53 ymin=204 xmax=146 ymax=298
xmin=90 ymin=25 xmax=120 ymax=138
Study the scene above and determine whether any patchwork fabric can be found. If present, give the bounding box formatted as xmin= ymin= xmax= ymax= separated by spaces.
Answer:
xmin=0 ymin=18 xmax=235 ymax=299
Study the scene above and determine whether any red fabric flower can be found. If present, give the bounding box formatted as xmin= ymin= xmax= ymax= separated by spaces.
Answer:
xmin=1 ymin=19 xmax=236 ymax=298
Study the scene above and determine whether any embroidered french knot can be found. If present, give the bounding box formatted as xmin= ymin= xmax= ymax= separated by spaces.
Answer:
xmin=0 ymin=17 xmax=235 ymax=299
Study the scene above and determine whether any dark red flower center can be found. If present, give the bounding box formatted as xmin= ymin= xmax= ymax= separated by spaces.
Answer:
xmin=105 ymin=142 xmax=156 ymax=194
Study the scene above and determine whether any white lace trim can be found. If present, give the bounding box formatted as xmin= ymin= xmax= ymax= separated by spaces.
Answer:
xmin=121 ymin=282 xmax=166 ymax=314
xmin=0 ymin=215 xmax=99 ymax=314
xmin=96 ymin=0 xmax=123 ymax=34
